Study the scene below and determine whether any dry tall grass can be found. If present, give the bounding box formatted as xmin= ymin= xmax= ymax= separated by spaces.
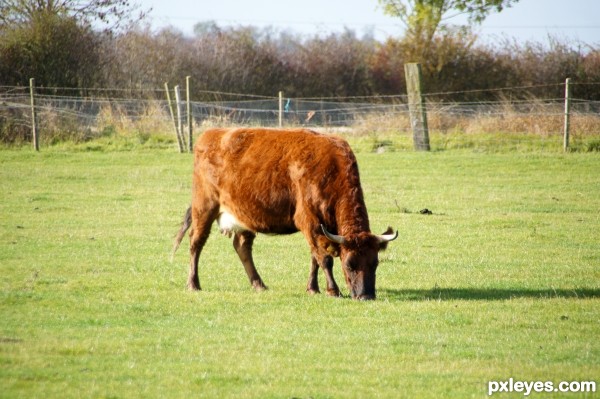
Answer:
xmin=96 ymin=101 xmax=172 ymax=138
xmin=353 ymin=100 xmax=600 ymax=138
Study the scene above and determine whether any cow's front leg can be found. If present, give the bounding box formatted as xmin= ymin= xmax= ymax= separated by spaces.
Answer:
xmin=319 ymin=254 xmax=340 ymax=297
xmin=299 ymin=221 xmax=340 ymax=297
xmin=306 ymin=256 xmax=320 ymax=294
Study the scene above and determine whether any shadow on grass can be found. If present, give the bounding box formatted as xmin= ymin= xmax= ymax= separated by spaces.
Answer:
xmin=380 ymin=287 xmax=600 ymax=301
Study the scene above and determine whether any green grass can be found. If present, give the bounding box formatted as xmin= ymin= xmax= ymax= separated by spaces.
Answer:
xmin=1 ymin=137 xmax=599 ymax=398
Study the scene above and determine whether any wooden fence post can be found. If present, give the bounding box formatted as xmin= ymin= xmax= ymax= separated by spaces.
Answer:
xmin=165 ymin=82 xmax=184 ymax=153
xmin=563 ymin=77 xmax=571 ymax=152
xmin=174 ymin=85 xmax=188 ymax=150
xmin=30 ymin=78 xmax=39 ymax=151
xmin=186 ymin=76 xmax=193 ymax=153
xmin=278 ymin=91 xmax=283 ymax=128
xmin=404 ymin=63 xmax=430 ymax=151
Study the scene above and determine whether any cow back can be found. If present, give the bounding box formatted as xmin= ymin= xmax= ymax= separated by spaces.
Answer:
xmin=194 ymin=128 xmax=368 ymax=236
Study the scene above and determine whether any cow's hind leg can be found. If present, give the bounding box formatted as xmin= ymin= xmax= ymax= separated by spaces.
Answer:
xmin=233 ymin=231 xmax=267 ymax=291
xmin=188 ymin=206 xmax=218 ymax=290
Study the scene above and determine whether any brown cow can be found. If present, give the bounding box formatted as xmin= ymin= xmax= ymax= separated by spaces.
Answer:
xmin=173 ymin=127 xmax=397 ymax=300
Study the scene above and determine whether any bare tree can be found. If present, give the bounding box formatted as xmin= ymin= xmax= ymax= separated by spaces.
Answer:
xmin=0 ymin=0 xmax=149 ymax=32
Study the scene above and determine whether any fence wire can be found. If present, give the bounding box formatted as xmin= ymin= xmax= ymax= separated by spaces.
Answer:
xmin=1 ymin=84 xmax=599 ymax=149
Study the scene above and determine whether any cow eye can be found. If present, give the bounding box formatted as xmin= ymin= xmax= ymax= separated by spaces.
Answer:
xmin=345 ymin=259 xmax=357 ymax=271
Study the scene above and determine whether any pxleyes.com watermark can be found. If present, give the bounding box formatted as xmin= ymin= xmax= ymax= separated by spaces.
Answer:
xmin=488 ymin=379 xmax=596 ymax=396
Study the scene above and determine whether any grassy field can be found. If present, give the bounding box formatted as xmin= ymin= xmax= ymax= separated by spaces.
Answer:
xmin=1 ymin=136 xmax=599 ymax=398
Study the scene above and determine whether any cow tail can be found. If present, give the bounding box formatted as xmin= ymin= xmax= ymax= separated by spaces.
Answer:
xmin=171 ymin=206 xmax=192 ymax=262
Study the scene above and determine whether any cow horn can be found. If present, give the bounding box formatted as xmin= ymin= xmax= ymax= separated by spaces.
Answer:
xmin=321 ymin=224 xmax=346 ymax=244
xmin=374 ymin=229 xmax=398 ymax=243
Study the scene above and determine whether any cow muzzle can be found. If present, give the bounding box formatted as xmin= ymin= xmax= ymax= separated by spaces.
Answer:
xmin=345 ymin=266 xmax=377 ymax=301
xmin=349 ymin=284 xmax=376 ymax=300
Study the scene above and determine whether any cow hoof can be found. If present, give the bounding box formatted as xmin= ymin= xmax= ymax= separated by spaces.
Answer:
xmin=187 ymin=282 xmax=201 ymax=291
xmin=252 ymin=281 xmax=268 ymax=292
xmin=306 ymin=288 xmax=320 ymax=295
xmin=326 ymin=288 xmax=341 ymax=297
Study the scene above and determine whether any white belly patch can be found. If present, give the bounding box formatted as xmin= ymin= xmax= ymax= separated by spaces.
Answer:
xmin=217 ymin=211 xmax=249 ymax=237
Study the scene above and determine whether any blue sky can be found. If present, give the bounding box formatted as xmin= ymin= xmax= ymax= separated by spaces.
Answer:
xmin=144 ymin=0 xmax=600 ymax=45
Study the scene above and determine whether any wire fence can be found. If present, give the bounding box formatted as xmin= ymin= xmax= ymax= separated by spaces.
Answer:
xmin=1 ymin=82 xmax=599 ymax=151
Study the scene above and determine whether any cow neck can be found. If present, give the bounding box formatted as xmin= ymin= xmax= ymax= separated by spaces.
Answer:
xmin=333 ymin=159 xmax=371 ymax=237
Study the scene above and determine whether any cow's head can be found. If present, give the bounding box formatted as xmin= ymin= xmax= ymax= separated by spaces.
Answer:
xmin=321 ymin=225 xmax=397 ymax=300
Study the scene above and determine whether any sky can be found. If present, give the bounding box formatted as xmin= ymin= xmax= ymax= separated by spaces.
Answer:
xmin=145 ymin=0 xmax=600 ymax=46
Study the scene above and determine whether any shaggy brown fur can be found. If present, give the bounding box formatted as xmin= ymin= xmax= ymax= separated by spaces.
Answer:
xmin=173 ymin=127 xmax=396 ymax=299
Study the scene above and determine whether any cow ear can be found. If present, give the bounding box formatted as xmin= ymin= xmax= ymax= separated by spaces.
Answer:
xmin=377 ymin=226 xmax=397 ymax=251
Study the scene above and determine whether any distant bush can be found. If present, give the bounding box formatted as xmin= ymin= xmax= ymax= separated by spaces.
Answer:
xmin=98 ymin=24 xmax=598 ymax=102
xmin=2 ymin=18 xmax=599 ymax=101
xmin=0 ymin=11 xmax=102 ymax=91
